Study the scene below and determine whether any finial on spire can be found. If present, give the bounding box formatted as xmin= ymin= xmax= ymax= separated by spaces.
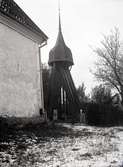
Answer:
xmin=58 ymin=0 xmax=60 ymax=14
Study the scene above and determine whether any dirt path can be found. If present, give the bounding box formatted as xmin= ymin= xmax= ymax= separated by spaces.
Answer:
xmin=0 ymin=123 xmax=123 ymax=167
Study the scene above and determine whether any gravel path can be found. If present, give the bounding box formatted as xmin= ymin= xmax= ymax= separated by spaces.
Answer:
xmin=0 ymin=123 xmax=123 ymax=167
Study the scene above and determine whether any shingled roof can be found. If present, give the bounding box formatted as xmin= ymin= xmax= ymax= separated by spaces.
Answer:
xmin=0 ymin=0 xmax=48 ymax=41
xmin=49 ymin=11 xmax=73 ymax=66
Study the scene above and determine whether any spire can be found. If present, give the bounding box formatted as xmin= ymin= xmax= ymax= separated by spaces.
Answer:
xmin=58 ymin=0 xmax=62 ymax=32
xmin=56 ymin=0 xmax=65 ymax=46
xmin=48 ymin=0 xmax=74 ymax=66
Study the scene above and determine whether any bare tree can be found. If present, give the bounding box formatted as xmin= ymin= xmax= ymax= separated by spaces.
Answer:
xmin=93 ymin=28 xmax=123 ymax=103
xmin=91 ymin=84 xmax=112 ymax=104
xmin=77 ymin=82 xmax=87 ymax=103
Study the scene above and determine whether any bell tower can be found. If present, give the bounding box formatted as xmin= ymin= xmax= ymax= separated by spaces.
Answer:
xmin=48 ymin=2 xmax=80 ymax=122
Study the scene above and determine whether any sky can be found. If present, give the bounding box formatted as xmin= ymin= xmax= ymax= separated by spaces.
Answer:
xmin=15 ymin=0 xmax=123 ymax=94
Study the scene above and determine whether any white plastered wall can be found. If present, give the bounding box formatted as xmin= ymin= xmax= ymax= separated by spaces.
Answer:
xmin=0 ymin=23 xmax=42 ymax=117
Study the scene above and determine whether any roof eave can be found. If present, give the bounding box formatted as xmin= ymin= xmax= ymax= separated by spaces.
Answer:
xmin=0 ymin=11 xmax=48 ymax=44
xmin=0 ymin=0 xmax=48 ymax=42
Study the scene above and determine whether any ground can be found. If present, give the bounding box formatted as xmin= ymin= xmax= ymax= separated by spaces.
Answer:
xmin=0 ymin=123 xmax=123 ymax=167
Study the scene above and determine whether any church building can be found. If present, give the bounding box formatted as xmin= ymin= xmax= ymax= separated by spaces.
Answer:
xmin=0 ymin=0 xmax=48 ymax=118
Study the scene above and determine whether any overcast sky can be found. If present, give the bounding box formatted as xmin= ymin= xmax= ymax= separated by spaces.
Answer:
xmin=15 ymin=0 xmax=123 ymax=94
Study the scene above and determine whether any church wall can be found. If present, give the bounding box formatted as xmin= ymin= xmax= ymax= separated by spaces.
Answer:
xmin=0 ymin=22 xmax=42 ymax=117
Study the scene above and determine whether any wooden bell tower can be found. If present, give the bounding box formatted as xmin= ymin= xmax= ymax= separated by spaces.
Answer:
xmin=48 ymin=4 xmax=80 ymax=122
